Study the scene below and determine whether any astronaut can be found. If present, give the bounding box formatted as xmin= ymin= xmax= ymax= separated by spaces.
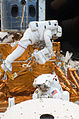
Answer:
xmin=0 ymin=20 xmax=62 ymax=79
xmin=32 ymin=74 xmax=69 ymax=101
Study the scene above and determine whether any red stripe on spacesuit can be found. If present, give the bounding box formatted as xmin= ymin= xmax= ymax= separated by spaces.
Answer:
xmin=53 ymin=75 xmax=56 ymax=80
xmin=18 ymin=44 xmax=26 ymax=50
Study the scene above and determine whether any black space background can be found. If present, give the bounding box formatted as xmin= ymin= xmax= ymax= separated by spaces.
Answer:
xmin=46 ymin=0 xmax=79 ymax=59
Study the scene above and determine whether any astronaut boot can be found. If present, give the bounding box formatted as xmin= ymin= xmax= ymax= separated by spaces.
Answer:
xmin=0 ymin=45 xmax=26 ymax=80
xmin=0 ymin=65 xmax=4 ymax=80
xmin=1 ymin=61 xmax=16 ymax=80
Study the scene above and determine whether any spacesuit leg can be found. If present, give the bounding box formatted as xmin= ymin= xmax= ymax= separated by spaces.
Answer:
xmin=0 ymin=28 xmax=37 ymax=79
xmin=0 ymin=45 xmax=25 ymax=80
xmin=1 ymin=45 xmax=25 ymax=71
xmin=0 ymin=39 xmax=31 ymax=80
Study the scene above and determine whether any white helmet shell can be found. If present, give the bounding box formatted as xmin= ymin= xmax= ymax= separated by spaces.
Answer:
xmin=33 ymin=74 xmax=59 ymax=88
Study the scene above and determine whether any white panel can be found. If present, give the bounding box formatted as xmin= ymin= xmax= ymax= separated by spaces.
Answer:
xmin=2 ymin=98 xmax=79 ymax=119
xmin=38 ymin=0 xmax=45 ymax=21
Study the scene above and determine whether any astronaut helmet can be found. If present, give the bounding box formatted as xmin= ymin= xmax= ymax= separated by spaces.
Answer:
xmin=33 ymin=74 xmax=59 ymax=91
xmin=33 ymin=74 xmax=52 ymax=90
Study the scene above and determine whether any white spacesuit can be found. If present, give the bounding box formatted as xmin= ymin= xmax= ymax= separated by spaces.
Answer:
xmin=33 ymin=74 xmax=69 ymax=101
xmin=0 ymin=20 xmax=62 ymax=79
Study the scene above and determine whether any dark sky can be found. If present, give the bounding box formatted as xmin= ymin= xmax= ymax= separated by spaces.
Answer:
xmin=46 ymin=0 xmax=79 ymax=21
xmin=46 ymin=0 xmax=79 ymax=55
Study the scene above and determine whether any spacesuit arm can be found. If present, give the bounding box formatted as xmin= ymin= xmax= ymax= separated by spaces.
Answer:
xmin=44 ymin=29 xmax=53 ymax=53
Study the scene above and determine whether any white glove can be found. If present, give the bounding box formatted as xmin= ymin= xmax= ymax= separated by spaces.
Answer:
xmin=32 ymin=48 xmax=52 ymax=64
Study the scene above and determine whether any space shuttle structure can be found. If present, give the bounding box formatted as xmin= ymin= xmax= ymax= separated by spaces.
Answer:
xmin=1 ymin=0 xmax=37 ymax=31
